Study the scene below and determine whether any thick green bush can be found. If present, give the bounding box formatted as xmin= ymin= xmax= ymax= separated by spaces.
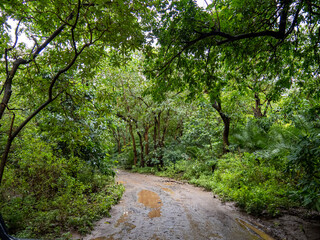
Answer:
xmin=0 ymin=133 xmax=124 ymax=239
xmin=209 ymin=153 xmax=296 ymax=215
xmin=287 ymin=133 xmax=320 ymax=211
xmin=155 ymin=153 xmax=296 ymax=216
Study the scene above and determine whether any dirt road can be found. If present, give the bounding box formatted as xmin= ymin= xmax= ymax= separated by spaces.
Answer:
xmin=77 ymin=170 xmax=282 ymax=240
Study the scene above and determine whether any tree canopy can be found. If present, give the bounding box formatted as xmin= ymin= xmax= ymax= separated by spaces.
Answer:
xmin=0 ymin=0 xmax=319 ymax=238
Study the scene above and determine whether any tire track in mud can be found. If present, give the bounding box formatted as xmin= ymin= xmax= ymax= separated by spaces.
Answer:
xmin=74 ymin=170 xmax=275 ymax=240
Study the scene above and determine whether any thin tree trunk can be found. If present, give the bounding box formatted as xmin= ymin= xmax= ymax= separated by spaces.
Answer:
xmin=128 ymin=124 xmax=138 ymax=166
xmin=144 ymin=125 xmax=150 ymax=156
xmin=117 ymin=138 xmax=121 ymax=153
xmin=212 ymin=101 xmax=230 ymax=154
xmin=156 ymin=112 xmax=164 ymax=167
xmin=123 ymin=126 xmax=127 ymax=146
xmin=160 ymin=110 xmax=170 ymax=147
xmin=0 ymin=21 xmax=68 ymax=120
xmin=157 ymin=112 xmax=161 ymax=145
xmin=221 ymin=116 xmax=230 ymax=153
xmin=0 ymin=138 xmax=13 ymax=185
xmin=153 ymin=116 xmax=158 ymax=149
xmin=253 ymin=93 xmax=263 ymax=118
xmin=137 ymin=131 xmax=144 ymax=167
xmin=112 ymin=128 xmax=121 ymax=153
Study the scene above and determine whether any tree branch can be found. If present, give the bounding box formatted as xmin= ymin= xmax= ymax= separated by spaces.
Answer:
xmin=158 ymin=1 xmax=301 ymax=76
xmin=306 ymin=0 xmax=320 ymax=16
xmin=11 ymin=91 xmax=62 ymax=140
xmin=5 ymin=18 xmax=23 ymax=76
xmin=49 ymin=43 xmax=89 ymax=99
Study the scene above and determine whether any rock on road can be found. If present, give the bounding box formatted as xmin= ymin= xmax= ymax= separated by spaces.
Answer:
xmin=76 ymin=170 xmax=276 ymax=240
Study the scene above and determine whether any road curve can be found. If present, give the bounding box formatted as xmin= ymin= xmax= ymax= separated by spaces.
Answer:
xmin=79 ymin=170 xmax=274 ymax=240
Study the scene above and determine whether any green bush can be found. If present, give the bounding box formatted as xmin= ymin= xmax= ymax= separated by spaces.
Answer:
xmin=211 ymin=153 xmax=295 ymax=215
xmin=0 ymin=133 xmax=124 ymax=239
xmin=114 ymin=145 xmax=135 ymax=169
xmin=287 ymin=133 xmax=320 ymax=211
xmin=154 ymin=152 xmax=296 ymax=216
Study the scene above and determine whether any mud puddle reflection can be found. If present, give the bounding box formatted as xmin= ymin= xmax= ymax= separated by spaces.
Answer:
xmin=138 ymin=189 xmax=163 ymax=218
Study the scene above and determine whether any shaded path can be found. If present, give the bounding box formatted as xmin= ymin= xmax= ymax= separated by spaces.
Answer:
xmin=77 ymin=170 xmax=276 ymax=240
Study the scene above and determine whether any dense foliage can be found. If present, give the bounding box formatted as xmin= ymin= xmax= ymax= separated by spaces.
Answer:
xmin=1 ymin=129 xmax=124 ymax=239
xmin=1 ymin=0 xmax=319 ymax=238
xmin=115 ymin=0 xmax=320 ymax=215
xmin=0 ymin=0 xmax=152 ymax=238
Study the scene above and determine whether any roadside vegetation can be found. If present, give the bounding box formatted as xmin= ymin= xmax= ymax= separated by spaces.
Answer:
xmin=1 ymin=0 xmax=319 ymax=239
xmin=128 ymin=109 xmax=320 ymax=216
xmin=0 ymin=88 xmax=125 ymax=239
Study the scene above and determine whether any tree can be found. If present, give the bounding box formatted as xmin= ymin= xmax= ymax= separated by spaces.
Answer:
xmin=147 ymin=0 xmax=319 ymax=63
xmin=143 ymin=0 xmax=319 ymax=153
xmin=0 ymin=0 xmax=154 ymax=184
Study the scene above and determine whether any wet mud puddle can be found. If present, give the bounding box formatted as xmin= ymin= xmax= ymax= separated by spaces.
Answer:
xmin=138 ymin=189 xmax=163 ymax=218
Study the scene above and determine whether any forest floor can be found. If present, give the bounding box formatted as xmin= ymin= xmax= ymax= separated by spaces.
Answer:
xmin=72 ymin=170 xmax=320 ymax=240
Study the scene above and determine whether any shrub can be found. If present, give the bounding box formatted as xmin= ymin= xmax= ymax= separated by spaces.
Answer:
xmin=287 ymin=133 xmax=320 ymax=211
xmin=211 ymin=153 xmax=295 ymax=215
xmin=155 ymin=152 xmax=296 ymax=216
xmin=0 ymin=133 xmax=124 ymax=239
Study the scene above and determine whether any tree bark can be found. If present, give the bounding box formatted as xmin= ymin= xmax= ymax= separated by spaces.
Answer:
xmin=157 ymin=112 xmax=161 ymax=145
xmin=160 ymin=110 xmax=170 ymax=147
xmin=123 ymin=126 xmax=127 ymax=146
xmin=212 ymin=101 xmax=230 ymax=154
xmin=253 ymin=93 xmax=263 ymax=118
xmin=252 ymin=92 xmax=271 ymax=118
xmin=144 ymin=125 xmax=150 ymax=156
xmin=0 ymin=138 xmax=13 ymax=185
xmin=112 ymin=128 xmax=121 ymax=153
xmin=0 ymin=20 xmax=68 ymax=120
xmin=137 ymin=131 xmax=144 ymax=167
xmin=116 ymin=128 xmax=121 ymax=153
xmin=128 ymin=123 xmax=138 ymax=166
xmin=153 ymin=116 xmax=158 ymax=149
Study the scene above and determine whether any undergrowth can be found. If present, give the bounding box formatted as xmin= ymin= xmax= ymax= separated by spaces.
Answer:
xmin=0 ymin=134 xmax=124 ymax=240
xmin=132 ymin=152 xmax=297 ymax=216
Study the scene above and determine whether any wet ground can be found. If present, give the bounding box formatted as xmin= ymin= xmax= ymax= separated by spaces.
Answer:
xmin=73 ymin=170 xmax=320 ymax=240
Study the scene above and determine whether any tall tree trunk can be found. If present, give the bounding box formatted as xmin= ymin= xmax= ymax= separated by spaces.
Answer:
xmin=117 ymin=138 xmax=121 ymax=154
xmin=156 ymin=112 xmax=164 ymax=167
xmin=253 ymin=93 xmax=263 ymax=118
xmin=153 ymin=112 xmax=163 ymax=167
xmin=128 ymin=124 xmax=138 ymax=166
xmin=112 ymin=128 xmax=121 ymax=153
xmin=123 ymin=126 xmax=127 ymax=146
xmin=212 ymin=101 xmax=230 ymax=154
xmin=160 ymin=110 xmax=170 ymax=147
xmin=252 ymin=92 xmax=271 ymax=118
xmin=221 ymin=116 xmax=230 ymax=153
xmin=0 ymin=138 xmax=13 ymax=185
xmin=157 ymin=112 xmax=161 ymax=145
xmin=137 ymin=131 xmax=145 ymax=167
xmin=153 ymin=116 xmax=158 ymax=149
xmin=144 ymin=125 xmax=150 ymax=156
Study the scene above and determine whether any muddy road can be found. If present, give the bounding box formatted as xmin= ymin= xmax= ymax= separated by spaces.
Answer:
xmin=76 ymin=170 xmax=320 ymax=240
